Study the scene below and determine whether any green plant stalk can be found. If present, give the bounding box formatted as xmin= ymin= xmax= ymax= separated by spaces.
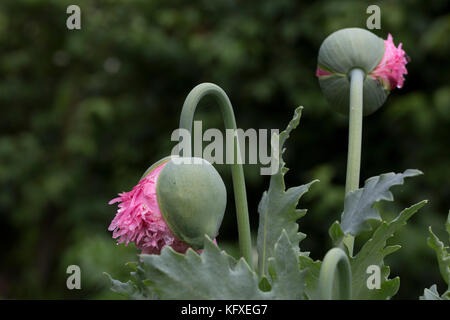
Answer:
xmin=344 ymin=68 xmax=365 ymax=255
xmin=318 ymin=247 xmax=352 ymax=300
xmin=178 ymin=83 xmax=253 ymax=268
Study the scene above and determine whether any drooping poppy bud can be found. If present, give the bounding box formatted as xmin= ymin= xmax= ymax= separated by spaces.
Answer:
xmin=108 ymin=156 xmax=226 ymax=254
xmin=316 ymin=28 xmax=408 ymax=115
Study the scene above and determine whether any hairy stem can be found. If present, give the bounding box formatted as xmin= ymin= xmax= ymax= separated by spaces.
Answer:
xmin=178 ymin=83 xmax=253 ymax=268
xmin=318 ymin=247 xmax=352 ymax=300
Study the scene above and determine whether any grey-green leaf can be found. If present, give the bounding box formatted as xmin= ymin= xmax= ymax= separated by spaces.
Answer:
xmin=256 ymin=106 xmax=318 ymax=279
xmin=421 ymin=212 xmax=450 ymax=299
xmin=420 ymin=285 xmax=444 ymax=300
xmin=350 ymin=200 xmax=427 ymax=299
xmin=299 ymin=256 xmax=322 ymax=300
xmin=104 ymin=271 xmax=156 ymax=300
xmin=139 ymin=237 xmax=269 ymax=299
xmin=341 ymin=169 xmax=423 ymax=236
xmin=427 ymin=212 xmax=450 ymax=286
xmin=267 ymin=230 xmax=307 ymax=299
xmin=131 ymin=234 xmax=312 ymax=300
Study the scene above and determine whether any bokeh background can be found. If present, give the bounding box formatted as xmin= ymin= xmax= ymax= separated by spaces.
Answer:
xmin=0 ymin=0 xmax=449 ymax=299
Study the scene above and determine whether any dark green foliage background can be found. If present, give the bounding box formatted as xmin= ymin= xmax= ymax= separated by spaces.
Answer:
xmin=0 ymin=0 xmax=448 ymax=299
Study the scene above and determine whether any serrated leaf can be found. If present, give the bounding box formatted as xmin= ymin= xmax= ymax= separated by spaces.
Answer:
xmin=104 ymin=271 xmax=156 ymax=300
xmin=420 ymin=285 xmax=445 ymax=300
xmin=428 ymin=212 xmax=450 ymax=287
xmin=350 ymin=200 xmax=427 ymax=299
xmin=127 ymin=235 xmax=310 ymax=300
xmin=267 ymin=230 xmax=307 ymax=299
xmin=299 ymin=256 xmax=322 ymax=300
xmin=421 ymin=212 xmax=450 ymax=300
xmin=341 ymin=169 xmax=422 ymax=236
xmin=256 ymin=106 xmax=318 ymax=278
xmin=428 ymin=229 xmax=450 ymax=287
xmin=139 ymin=237 xmax=269 ymax=299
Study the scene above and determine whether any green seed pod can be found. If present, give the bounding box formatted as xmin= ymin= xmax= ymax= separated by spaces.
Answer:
xmin=156 ymin=157 xmax=227 ymax=249
xmin=316 ymin=28 xmax=388 ymax=116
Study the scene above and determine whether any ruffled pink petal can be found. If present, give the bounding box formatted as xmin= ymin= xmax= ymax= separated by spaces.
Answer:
xmin=370 ymin=34 xmax=408 ymax=90
xmin=108 ymin=162 xmax=192 ymax=255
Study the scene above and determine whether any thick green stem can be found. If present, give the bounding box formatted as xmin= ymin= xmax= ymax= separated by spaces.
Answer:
xmin=178 ymin=83 xmax=253 ymax=268
xmin=345 ymin=68 xmax=364 ymax=194
xmin=344 ymin=68 xmax=365 ymax=255
xmin=318 ymin=247 xmax=352 ymax=300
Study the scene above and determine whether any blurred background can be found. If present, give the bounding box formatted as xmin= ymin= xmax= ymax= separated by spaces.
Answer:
xmin=0 ymin=0 xmax=449 ymax=299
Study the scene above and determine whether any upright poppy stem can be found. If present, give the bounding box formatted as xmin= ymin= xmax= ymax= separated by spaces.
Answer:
xmin=344 ymin=68 xmax=365 ymax=255
xmin=178 ymin=83 xmax=253 ymax=268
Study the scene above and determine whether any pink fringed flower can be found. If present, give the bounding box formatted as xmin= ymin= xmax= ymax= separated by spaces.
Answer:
xmin=108 ymin=162 xmax=190 ymax=255
xmin=370 ymin=34 xmax=408 ymax=90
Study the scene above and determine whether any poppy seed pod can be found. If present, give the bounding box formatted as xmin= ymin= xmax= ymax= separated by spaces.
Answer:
xmin=156 ymin=157 xmax=227 ymax=249
xmin=316 ymin=28 xmax=408 ymax=115
xmin=108 ymin=156 xmax=226 ymax=253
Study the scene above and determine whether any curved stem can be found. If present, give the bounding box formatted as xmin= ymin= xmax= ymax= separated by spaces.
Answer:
xmin=178 ymin=83 xmax=253 ymax=268
xmin=344 ymin=68 xmax=365 ymax=255
xmin=318 ymin=247 xmax=352 ymax=300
